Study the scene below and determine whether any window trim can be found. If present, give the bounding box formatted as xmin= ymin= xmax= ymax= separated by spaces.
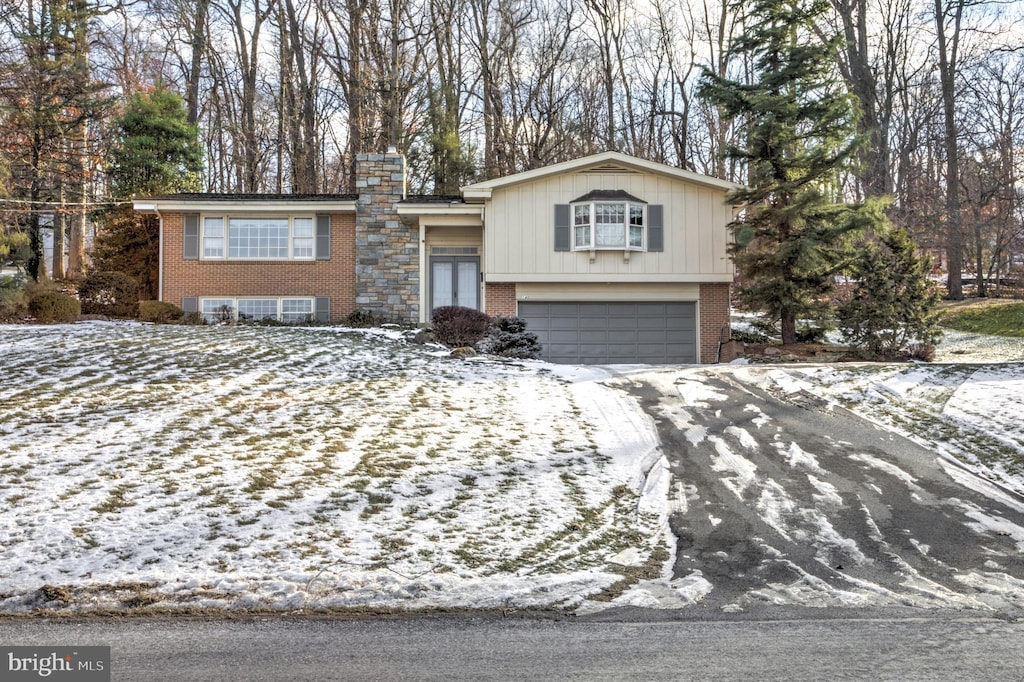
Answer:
xmin=570 ymin=200 xmax=647 ymax=252
xmin=198 ymin=214 xmax=318 ymax=261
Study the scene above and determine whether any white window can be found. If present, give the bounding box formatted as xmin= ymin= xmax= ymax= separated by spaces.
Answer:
xmin=571 ymin=201 xmax=645 ymax=251
xmin=199 ymin=297 xmax=316 ymax=323
xmin=236 ymin=299 xmax=279 ymax=321
xmin=200 ymin=216 xmax=315 ymax=260
xmin=229 ymin=218 xmax=289 ymax=258
xmin=200 ymin=298 xmax=234 ymax=323
xmin=281 ymin=298 xmax=314 ymax=323
xmin=292 ymin=218 xmax=314 ymax=259
xmin=203 ymin=218 xmax=224 ymax=258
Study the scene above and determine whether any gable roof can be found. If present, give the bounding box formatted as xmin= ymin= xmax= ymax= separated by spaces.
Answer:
xmin=460 ymin=151 xmax=741 ymax=200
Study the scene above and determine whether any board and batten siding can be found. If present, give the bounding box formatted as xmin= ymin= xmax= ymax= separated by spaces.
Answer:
xmin=484 ymin=172 xmax=733 ymax=281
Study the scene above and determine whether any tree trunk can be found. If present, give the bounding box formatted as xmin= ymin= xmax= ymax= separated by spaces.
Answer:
xmin=934 ymin=0 xmax=964 ymax=299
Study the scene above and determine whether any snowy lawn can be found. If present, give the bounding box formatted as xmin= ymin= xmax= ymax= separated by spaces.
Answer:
xmin=752 ymin=360 xmax=1024 ymax=497
xmin=0 ymin=323 xmax=668 ymax=613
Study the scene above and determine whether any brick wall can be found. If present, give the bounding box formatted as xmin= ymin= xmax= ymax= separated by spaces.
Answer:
xmin=160 ymin=211 xmax=357 ymax=322
xmin=699 ymin=282 xmax=732 ymax=363
xmin=355 ymin=152 xmax=419 ymax=322
xmin=484 ymin=283 xmax=516 ymax=317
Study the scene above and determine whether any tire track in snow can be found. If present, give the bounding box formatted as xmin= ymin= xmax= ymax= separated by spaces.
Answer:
xmin=624 ymin=367 xmax=1024 ymax=614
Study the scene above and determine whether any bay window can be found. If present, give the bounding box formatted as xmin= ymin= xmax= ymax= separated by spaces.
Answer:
xmin=572 ymin=199 xmax=646 ymax=251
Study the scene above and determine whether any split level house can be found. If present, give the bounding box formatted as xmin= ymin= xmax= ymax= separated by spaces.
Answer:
xmin=134 ymin=150 xmax=739 ymax=364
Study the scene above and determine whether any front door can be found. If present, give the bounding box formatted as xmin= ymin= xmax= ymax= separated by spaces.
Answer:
xmin=430 ymin=256 xmax=480 ymax=312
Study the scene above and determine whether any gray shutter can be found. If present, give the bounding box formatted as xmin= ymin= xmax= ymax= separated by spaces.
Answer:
xmin=182 ymin=297 xmax=198 ymax=313
xmin=554 ymin=204 xmax=570 ymax=252
xmin=183 ymin=214 xmax=199 ymax=260
xmin=647 ymin=204 xmax=664 ymax=252
xmin=316 ymin=214 xmax=331 ymax=260
xmin=315 ymin=296 xmax=330 ymax=323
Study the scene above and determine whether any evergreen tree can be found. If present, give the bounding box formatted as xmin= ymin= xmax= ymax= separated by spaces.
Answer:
xmin=105 ymin=88 xmax=203 ymax=197
xmin=838 ymin=216 xmax=941 ymax=358
xmin=93 ymin=88 xmax=202 ymax=299
xmin=698 ymin=0 xmax=863 ymax=345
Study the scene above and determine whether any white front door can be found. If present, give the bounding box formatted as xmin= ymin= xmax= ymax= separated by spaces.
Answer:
xmin=430 ymin=257 xmax=480 ymax=311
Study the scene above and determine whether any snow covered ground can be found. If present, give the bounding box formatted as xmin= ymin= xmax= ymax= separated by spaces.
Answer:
xmin=1 ymin=322 xmax=1022 ymax=615
xmin=0 ymin=323 xmax=668 ymax=613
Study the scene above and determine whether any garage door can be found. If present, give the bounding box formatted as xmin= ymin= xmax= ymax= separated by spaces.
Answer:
xmin=519 ymin=301 xmax=697 ymax=364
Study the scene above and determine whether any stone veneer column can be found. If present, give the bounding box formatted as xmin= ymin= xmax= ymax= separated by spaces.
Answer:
xmin=355 ymin=150 xmax=419 ymax=322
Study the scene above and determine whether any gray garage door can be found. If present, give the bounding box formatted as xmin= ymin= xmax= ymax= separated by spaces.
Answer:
xmin=519 ymin=301 xmax=697 ymax=364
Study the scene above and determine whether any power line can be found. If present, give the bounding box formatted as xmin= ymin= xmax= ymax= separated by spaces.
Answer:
xmin=0 ymin=197 xmax=129 ymax=209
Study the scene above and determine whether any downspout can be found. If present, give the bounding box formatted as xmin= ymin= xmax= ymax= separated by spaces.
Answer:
xmin=419 ymin=219 xmax=427 ymax=324
xmin=155 ymin=206 xmax=164 ymax=302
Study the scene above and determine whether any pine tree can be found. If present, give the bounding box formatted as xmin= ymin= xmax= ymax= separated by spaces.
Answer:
xmin=838 ymin=216 xmax=941 ymax=359
xmin=93 ymin=88 xmax=202 ymax=299
xmin=698 ymin=0 xmax=863 ymax=345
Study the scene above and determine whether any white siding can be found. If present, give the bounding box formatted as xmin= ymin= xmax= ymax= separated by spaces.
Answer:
xmin=483 ymin=171 xmax=734 ymax=281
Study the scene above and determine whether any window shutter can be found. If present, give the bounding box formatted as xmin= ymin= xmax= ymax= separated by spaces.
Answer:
xmin=315 ymin=296 xmax=330 ymax=323
xmin=183 ymin=214 xmax=199 ymax=260
xmin=316 ymin=214 xmax=331 ymax=260
xmin=647 ymin=205 xmax=664 ymax=252
xmin=182 ymin=297 xmax=198 ymax=313
xmin=554 ymin=204 xmax=570 ymax=252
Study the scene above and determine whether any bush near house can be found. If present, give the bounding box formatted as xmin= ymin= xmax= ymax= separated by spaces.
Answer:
xmin=480 ymin=316 xmax=542 ymax=359
xmin=0 ymin=275 xmax=28 ymax=321
xmin=138 ymin=300 xmax=183 ymax=324
xmin=78 ymin=271 xmax=140 ymax=318
xmin=432 ymin=306 xmax=491 ymax=348
xmin=28 ymin=289 xmax=80 ymax=323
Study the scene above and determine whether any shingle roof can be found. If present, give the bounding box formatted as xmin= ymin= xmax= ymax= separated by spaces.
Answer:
xmin=140 ymin=193 xmax=359 ymax=201
xmin=402 ymin=194 xmax=464 ymax=204
xmin=570 ymin=189 xmax=646 ymax=204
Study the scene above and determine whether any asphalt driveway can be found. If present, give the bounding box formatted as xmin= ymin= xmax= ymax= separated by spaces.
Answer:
xmin=625 ymin=366 xmax=1024 ymax=616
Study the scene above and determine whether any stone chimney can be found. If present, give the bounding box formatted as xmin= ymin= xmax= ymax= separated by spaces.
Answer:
xmin=355 ymin=149 xmax=419 ymax=322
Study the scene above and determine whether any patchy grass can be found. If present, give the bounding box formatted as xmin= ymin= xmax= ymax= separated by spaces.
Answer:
xmin=0 ymin=322 xmax=663 ymax=613
xmin=937 ymin=299 xmax=1024 ymax=337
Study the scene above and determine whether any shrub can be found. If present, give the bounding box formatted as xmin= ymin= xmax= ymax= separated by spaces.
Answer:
xmin=344 ymin=309 xmax=388 ymax=327
xmin=730 ymin=328 xmax=770 ymax=344
xmin=795 ymin=325 xmax=830 ymax=344
xmin=78 ymin=271 xmax=139 ymax=318
xmin=181 ymin=311 xmax=205 ymax=325
xmin=480 ymin=316 xmax=542 ymax=359
xmin=28 ymin=289 xmax=80 ymax=323
xmin=138 ymin=300 xmax=183 ymax=323
xmin=0 ymin=275 xmax=29 ymax=321
xmin=838 ymin=228 xmax=941 ymax=358
xmin=907 ymin=342 xmax=936 ymax=362
xmin=432 ymin=306 xmax=491 ymax=348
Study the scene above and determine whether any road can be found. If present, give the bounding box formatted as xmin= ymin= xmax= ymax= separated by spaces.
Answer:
xmin=2 ymin=614 xmax=1024 ymax=681
xmin=625 ymin=366 xmax=1024 ymax=616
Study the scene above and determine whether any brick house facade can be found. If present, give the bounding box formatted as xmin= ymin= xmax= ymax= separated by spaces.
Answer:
xmin=136 ymin=150 xmax=737 ymax=364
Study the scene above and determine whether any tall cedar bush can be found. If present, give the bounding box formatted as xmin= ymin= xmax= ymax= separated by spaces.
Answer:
xmin=698 ymin=0 xmax=864 ymax=344
xmin=838 ymin=225 xmax=941 ymax=358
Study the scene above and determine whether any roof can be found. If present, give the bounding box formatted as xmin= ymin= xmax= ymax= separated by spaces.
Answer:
xmin=140 ymin=193 xmax=359 ymax=201
xmin=571 ymin=189 xmax=646 ymax=204
xmin=461 ymin=151 xmax=741 ymax=200
xmin=133 ymin=193 xmax=359 ymax=214
xmin=402 ymin=194 xmax=464 ymax=204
